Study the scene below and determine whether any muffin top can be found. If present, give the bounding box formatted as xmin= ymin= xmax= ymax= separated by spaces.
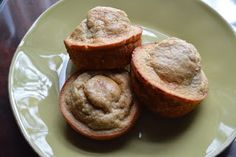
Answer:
xmin=65 ymin=71 xmax=133 ymax=130
xmin=65 ymin=6 xmax=142 ymax=48
xmin=132 ymin=37 xmax=208 ymax=101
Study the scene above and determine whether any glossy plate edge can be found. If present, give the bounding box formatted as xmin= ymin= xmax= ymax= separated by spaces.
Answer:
xmin=7 ymin=1 xmax=236 ymax=157
xmin=8 ymin=1 xmax=64 ymax=157
xmin=199 ymin=1 xmax=236 ymax=157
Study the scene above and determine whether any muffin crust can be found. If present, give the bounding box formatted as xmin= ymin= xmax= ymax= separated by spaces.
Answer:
xmin=65 ymin=71 xmax=132 ymax=130
xmin=131 ymin=37 xmax=208 ymax=117
xmin=69 ymin=6 xmax=135 ymax=45
xmin=64 ymin=6 xmax=142 ymax=70
xmin=150 ymin=38 xmax=201 ymax=85
xmin=60 ymin=70 xmax=139 ymax=139
xmin=132 ymin=38 xmax=208 ymax=101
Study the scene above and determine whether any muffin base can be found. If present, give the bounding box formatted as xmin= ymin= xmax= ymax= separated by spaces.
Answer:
xmin=65 ymin=37 xmax=141 ymax=70
xmin=130 ymin=69 xmax=198 ymax=118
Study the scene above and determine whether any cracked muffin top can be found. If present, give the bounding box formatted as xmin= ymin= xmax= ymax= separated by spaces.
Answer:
xmin=64 ymin=71 xmax=135 ymax=131
xmin=64 ymin=6 xmax=142 ymax=49
xmin=132 ymin=37 xmax=208 ymax=101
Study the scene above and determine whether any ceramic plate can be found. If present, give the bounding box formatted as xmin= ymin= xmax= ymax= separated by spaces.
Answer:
xmin=8 ymin=0 xmax=236 ymax=157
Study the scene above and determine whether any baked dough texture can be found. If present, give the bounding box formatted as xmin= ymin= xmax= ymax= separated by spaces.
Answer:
xmin=60 ymin=70 xmax=139 ymax=140
xmin=66 ymin=71 xmax=132 ymax=130
xmin=131 ymin=37 xmax=208 ymax=117
xmin=69 ymin=6 xmax=134 ymax=45
xmin=64 ymin=6 xmax=142 ymax=70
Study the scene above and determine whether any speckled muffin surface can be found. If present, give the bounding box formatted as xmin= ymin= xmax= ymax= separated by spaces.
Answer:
xmin=64 ymin=6 xmax=142 ymax=70
xmin=131 ymin=38 xmax=208 ymax=117
xmin=60 ymin=70 xmax=139 ymax=140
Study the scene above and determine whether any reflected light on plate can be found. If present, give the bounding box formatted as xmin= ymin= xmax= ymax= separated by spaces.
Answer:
xmin=202 ymin=0 xmax=236 ymax=32
xmin=31 ymin=132 xmax=53 ymax=157
xmin=219 ymin=122 xmax=234 ymax=137
xmin=141 ymin=27 xmax=168 ymax=44
xmin=56 ymin=53 xmax=69 ymax=90
xmin=39 ymin=53 xmax=69 ymax=90
xmin=11 ymin=51 xmax=53 ymax=157
xmin=138 ymin=132 xmax=142 ymax=139
xmin=206 ymin=122 xmax=235 ymax=156
xmin=206 ymin=138 xmax=222 ymax=156
xmin=142 ymin=29 xmax=158 ymax=38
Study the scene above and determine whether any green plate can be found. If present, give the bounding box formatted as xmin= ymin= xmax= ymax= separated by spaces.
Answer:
xmin=8 ymin=0 xmax=236 ymax=157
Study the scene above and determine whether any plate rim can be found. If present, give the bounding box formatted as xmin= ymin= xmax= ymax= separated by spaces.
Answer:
xmin=7 ymin=0 xmax=236 ymax=157
xmin=8 ymin=1 xmax=64 ymax=156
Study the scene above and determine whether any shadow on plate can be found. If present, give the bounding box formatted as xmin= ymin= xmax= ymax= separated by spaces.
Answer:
xmin=136 ymin=104 xmax=202 ymax=142
xmin=64 ymin=123 xmax=137 ymax=153
xmin=64 ymin=102 xmax=202 ymax=153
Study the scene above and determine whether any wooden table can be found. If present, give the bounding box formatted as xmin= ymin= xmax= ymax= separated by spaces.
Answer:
xmin=0 ymin=0 xmax=235 ymax=156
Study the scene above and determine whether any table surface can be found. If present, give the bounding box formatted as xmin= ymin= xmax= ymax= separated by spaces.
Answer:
xmin=0 ymin=0 xmax=235 ymax=157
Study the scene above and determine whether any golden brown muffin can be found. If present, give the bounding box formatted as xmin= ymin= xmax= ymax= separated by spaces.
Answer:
xmin=60 ymin=70 xmax=139 ymax=140
xmin=131 ymin=37 xmax=208 ymax=118
xmin=64 ymin=6 xmax=142 ymax=70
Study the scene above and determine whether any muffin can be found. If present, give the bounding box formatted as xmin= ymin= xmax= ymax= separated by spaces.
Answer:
xmin=60 ymin=70 xmax=139 ymax=140
xmin=64 ymin=6 xmax=142 ymax=70
xmin=131 ymin=37 xmax=208 ymax=118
